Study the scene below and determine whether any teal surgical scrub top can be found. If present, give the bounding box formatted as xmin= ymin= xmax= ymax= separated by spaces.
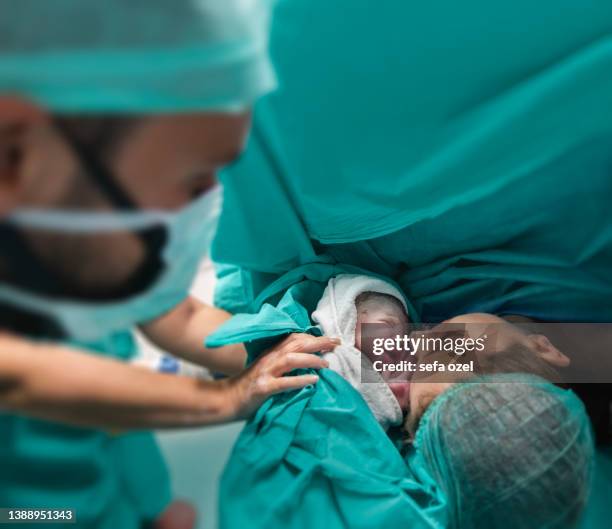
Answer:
xmin=0 ymin=332 xmax=171 ymax=529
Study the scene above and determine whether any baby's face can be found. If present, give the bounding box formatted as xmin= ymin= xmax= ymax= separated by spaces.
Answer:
xmin=354 ymin=295 xmax=408 ymax=350
xmin=354 ymin=295 xmax=411 ymax=411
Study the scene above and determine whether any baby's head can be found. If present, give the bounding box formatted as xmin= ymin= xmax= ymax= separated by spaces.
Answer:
xmin=413 ymin=375 xmax=594 ymax=529
xmin=354 ymin=291 xmax=411 ymax=410
xmin=354 ymin=291 xmax=409 ymax=350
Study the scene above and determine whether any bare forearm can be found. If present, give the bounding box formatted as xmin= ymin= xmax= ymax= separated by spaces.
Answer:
xmin=0 ymin=335 xmax=234 ymax=430
xmin=140 ymin=297 xmax=247 ymax=375
xmin=0 ymin=332 xmax=334 ymax=432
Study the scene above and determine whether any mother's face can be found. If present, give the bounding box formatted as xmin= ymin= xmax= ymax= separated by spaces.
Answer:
xmin=405 ymin=313 xmax=570 ymax=436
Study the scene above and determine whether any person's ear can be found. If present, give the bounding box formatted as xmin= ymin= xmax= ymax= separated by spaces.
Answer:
xmin=0 ymin=96 xmax=48 ymax=215
xmin=529 ymin=334 xmax=570 ymax=367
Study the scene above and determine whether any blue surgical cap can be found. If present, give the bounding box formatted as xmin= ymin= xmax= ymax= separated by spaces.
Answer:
xmin=0 ymin=0 xmax=277 ymax=113
xmin=414 ymin=374 xmax=594 ymax=529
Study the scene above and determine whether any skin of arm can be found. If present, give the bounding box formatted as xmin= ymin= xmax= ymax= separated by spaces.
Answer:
xmin=0 ymin=332 xmax=336 ymax=430
xmin=139 ymin=296 xmax=246 ymax=376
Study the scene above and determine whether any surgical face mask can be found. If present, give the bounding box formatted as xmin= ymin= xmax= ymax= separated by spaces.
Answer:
xmin=0 ymin=187 xmax=222 ymax=340
xmin=0 ymin=120 xmax=222 ymax=340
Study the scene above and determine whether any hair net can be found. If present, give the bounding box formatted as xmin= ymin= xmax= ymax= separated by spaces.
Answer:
xmin=414 ymin=374 xmax=594 ymax=529
xmin=0 ymin=0 xmax=276 ymax=112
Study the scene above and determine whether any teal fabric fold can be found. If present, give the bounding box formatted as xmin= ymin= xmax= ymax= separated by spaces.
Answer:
xmin=220 ymin=369 xmax=446 ymax=529
xmin=212 ymin=2 xmax=612 ymax=527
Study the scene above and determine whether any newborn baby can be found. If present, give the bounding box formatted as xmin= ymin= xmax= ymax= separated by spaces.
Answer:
xmin=354 ymin=291 xmax=409 ymax=351
xmin=312 ymin=274 xmax=412 ymax=429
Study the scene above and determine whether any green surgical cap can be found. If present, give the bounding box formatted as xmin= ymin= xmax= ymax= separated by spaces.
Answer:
xmin=415 ymin=374 xmax=594 ymax=529
xmin=0 ymin=0 xmax=277 ymax=113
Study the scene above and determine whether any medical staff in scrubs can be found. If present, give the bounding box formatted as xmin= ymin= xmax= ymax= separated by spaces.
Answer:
xmin=0 ymin=1 xmax=334 ymax=528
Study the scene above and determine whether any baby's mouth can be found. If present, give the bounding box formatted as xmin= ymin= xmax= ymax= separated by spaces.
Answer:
xmin=374 ymin=350 xmax=412 ymax=410
xmin=388 ymin=381 xmax=411 ymax=411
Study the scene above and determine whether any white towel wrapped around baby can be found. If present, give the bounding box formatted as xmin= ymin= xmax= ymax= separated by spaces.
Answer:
xmin=312 ymin=274 xmax=408 ymax=430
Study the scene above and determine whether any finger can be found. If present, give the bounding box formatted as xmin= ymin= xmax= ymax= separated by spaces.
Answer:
xmin=272 ymin=333 xmax=316 ymax=351
xmin=279 ymin=332 xmax=324 ymax=347
xmin=269 ymin=352 xmax=329 ymax=376
xmin=268 ymin=374 xmax=320 ymax=394
xmin=280 ymin=335 xmax=341 ymax=355
xmin=319 ymin=337 xmax=342 ymax=353
xmin=260 ymin=333 xmax=327 ymax=358
xmin=271 ymin=333 xmax=298 ymax=350
xmin=279 ymin=333 xmax=302 ymax=346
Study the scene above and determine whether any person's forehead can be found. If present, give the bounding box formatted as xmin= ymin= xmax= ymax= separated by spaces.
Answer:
xmin=358 ymin=296 xmax=403 ymax=313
